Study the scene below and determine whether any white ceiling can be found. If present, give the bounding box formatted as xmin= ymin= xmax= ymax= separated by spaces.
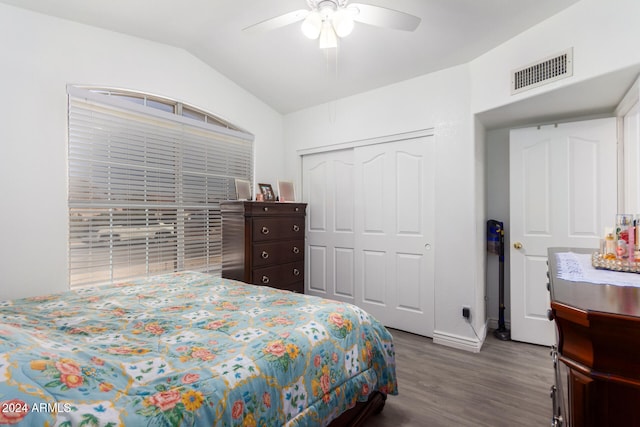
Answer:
xmin=3 ymin=0 xmax=584 ymax=114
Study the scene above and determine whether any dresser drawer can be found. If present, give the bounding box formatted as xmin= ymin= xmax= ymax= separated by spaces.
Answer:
xmin=245 ymin=203 xmax=306 ymax=216
xmin=252 ymin=262 xmax=304 ymax=287
xmin=252 ymin=240 xmax=304 ymax=268
xmin=252 ymin=218 xmax=305 ymax=242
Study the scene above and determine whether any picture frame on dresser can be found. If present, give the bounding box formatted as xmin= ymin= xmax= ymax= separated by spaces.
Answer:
xmin=277 ymin=180 xmax=295 ymax=202
xmin=234 ymin=179 xmax=251 ymax=200
xmin=258 ymin=183 xmax=275 ymax=201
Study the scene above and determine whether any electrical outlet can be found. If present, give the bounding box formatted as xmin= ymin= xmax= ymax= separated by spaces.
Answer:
xmin=462 ymin=306 xmax=471 ymax=320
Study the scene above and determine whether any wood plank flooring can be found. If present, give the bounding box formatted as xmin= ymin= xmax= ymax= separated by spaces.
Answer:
xmin=367 ymin=329 xmax=554 ymax=427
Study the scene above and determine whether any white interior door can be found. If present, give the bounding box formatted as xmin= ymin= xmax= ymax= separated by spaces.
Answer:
xmin=510 ymin=118 xmax=617 ymax=345
xmin=353 ymin=136 xmax=435 ymax=336
xmin=302 ymin=149 xmax=356 ymax=303
xmin=302 ymin=135 xmax=435 ymax=337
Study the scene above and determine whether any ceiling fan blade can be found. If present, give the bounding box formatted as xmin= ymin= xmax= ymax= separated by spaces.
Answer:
xmin=349 ymin=3 xmax=421 ymax=31
xmin=243 ymin=9 xmax=309 ymax=33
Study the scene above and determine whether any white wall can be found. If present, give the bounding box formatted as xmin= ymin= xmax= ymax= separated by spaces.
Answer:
xmin=0 ymin=4 xmax=284 ymax=300
xmin=485 ymin=128 xmax=511 ymax=327
xmin=474 ymin=118 xmax=487 ymax=328
xmin=470 ymin=0 xmax=640 ymax=114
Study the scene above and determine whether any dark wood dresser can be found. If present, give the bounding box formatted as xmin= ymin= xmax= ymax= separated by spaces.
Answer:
xmin=548 ymin=247 xmax=640 ymax=427
xmin=221 ymin=201 xmax=307 ymax=293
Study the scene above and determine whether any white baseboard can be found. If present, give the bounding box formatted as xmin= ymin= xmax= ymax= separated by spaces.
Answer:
xmin=433 ymin=321 xmax=488 ymax=353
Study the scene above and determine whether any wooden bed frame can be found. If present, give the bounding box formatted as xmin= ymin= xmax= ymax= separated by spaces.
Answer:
xmin=329 ymin=391 xmax=387 ymax=427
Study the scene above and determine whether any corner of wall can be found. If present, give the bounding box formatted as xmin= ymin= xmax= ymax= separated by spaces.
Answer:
xmin=433 ymin=320 xmax=487 ymax=353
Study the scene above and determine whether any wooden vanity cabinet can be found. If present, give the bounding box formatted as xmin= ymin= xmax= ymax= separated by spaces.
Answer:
xmin=548 ymin=248 xmax=640 ymax=426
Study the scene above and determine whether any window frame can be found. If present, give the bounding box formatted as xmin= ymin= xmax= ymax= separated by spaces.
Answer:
xmin=67 ymin=85 xmax=254 ymax=288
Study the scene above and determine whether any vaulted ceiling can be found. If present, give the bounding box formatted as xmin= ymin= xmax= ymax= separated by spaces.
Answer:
xmin=2 ymin=0 xmax=582 ymax=113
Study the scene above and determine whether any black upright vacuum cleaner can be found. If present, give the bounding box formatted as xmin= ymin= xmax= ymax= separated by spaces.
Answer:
xmin=487 ymin=219 xmax=511 ymax=341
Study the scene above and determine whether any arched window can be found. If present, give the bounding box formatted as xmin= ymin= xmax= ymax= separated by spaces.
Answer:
xmin=68 ymin=86 xmax=254 ymax=287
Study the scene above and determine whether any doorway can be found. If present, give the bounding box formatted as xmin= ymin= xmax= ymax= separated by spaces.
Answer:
xmin=509 ymin=118 xmax=617 ymax=345
xmin=486 ymin=118 xmax=617 ymax=346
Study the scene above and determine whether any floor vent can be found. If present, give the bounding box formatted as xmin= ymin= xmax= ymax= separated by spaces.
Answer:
xmin=511 ymin=48 xmax=573 ymax=95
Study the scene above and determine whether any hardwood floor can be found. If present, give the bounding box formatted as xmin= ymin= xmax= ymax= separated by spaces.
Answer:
xmin=367 ymin=329 xmax=554 ymax=427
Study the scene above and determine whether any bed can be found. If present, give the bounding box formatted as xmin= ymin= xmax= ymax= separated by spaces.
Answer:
xmin=0 ymin=272 xmax=397 ymax=426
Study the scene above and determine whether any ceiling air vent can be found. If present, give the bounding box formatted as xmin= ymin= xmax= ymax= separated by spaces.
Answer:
xmin=511 ymin=48 xmax=573 ymax=95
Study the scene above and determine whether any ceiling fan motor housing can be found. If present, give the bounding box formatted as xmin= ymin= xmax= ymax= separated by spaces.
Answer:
xmin=307 ymin=0 xmax=349 ymax=10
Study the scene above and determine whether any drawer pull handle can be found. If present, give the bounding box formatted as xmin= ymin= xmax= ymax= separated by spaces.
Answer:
xmin=294 ymin=207 xmax=299 ymax=212
xmin=261 ymin=226 xmax=270 ymax=235
xmin=261 ymin=275 xmax=270 ymax=284
xmin=293 ymin=225 xmax=300 ymax=232
xmin=292 ymin=247 xmax=300 ymax=254
xmin=263 ymin=207 xmax=269 ymax=212
xmin=261 ymin=251 xmax=269 ymax=259
xmin=293 ymin=268 xmax=300 ymax=276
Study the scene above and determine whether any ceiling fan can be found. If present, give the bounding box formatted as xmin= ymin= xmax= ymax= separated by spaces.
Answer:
xmin=243 ymin=0 xmax=421 ymax=49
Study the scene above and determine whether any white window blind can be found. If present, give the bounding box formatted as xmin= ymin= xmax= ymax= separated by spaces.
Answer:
xmin=68 ymin=86 xmax=254 ymax=287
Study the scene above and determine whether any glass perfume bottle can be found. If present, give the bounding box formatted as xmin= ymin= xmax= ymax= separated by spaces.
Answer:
xmin=616 ymin=214 xmax=633 ymax=260
xmin=605 ymin=231 xmax=617 ymax=260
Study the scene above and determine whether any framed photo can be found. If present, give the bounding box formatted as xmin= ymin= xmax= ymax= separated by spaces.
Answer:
xmin=258 ymin=183 xmax=275 ymax=201
xmin=277 ymin=180 xmax=296 ymax=202
xmin=234 ymin=179 xmax=251 ymax=200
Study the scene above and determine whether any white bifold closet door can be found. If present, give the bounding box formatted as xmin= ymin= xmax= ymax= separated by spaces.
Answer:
xmin=302 ymin=135 xmax=435 ymax=337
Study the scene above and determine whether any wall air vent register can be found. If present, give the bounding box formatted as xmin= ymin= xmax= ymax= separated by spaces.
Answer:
xmin=511 ymin=48 xmax=573 ymax=95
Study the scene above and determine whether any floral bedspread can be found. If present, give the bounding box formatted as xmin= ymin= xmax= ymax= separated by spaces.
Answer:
xmin=0 ymin=272 xmax=397 ymax=426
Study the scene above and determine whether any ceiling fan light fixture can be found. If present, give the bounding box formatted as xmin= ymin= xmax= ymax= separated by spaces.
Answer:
xmin=332 ymin=8 xmax=354 ymax=37
xmin=301 ymin=11 xmax=322 ymax=39
xmin=319 ymin=24 xmax=338 ymax=49
xmin=245 ymin=1 xmax=422 ymax=49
